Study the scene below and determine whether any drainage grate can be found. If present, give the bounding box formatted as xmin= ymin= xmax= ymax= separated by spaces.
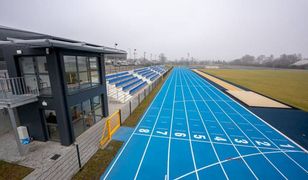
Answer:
xmin=50 ymin=154 xmax=61 ymax=160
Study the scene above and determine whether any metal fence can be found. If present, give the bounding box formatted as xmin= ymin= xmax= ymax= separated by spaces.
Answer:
xmin=100 ymin=110 xmax=121 ymax=147
xmin=0 ymin=77 xmax=39 ymax=100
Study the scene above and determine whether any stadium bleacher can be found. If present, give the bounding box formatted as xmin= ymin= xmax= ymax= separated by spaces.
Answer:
xmin=108 ymin=74 xmax=133 ymax=84
xmin=129 ymin=81 xmax=147 ymax=94
xmin=106 ymin=71 xmax=129 ymax=79
xmin=107 ymin=65 xmax=168 ymax=103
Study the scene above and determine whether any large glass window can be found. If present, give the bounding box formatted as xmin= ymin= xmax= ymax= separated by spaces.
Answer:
xmin=36 ymin=57 xmax=52 ymax=95
xmin=21 ymin=57 xmax=35 ymax=74
xmin=64 ymin=56 xmax=79 ymax=92
xmin=90 ymin=57 xmax=99 ymax=85
xmin=71 ymin=95 xmax=103 ymax=138
xmin=37 ymin=56 xmax=48 ymax=73
xmin=71 ymin=103 xmax=84 ymax=137
xmin=93 ymin=96 xmax=102 ymax=121
xmin=64 ymin=55 xmax=100 ymax=93
xmin=19 ymin=56 xmax=52 ymax=95
xmin=24 ymin=75 xmax=38 ymax=92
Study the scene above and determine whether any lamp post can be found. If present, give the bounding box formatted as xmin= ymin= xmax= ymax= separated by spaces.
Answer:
xmin=133 ymin=49 xmax=136 ymax=62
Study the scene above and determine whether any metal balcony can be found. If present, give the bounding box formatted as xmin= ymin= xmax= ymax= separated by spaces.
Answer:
xmin=0 ymin=77 xmax=39 ymax=109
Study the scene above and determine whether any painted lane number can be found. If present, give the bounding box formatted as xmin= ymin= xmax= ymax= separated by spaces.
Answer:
xmin=280 ymin=144 xmax=294 ymax=148
xmin=214 ymin=136 xmax=227 ymax=142
xmin=255 ymin=141 xmax=271 ymax=147
xmin=175 ymin=132 xmax=186 ymax=137
xmin=139 ymin=128 xmax=150 ymax=133
xmin=234 ymin=139 xmax=249 ymax=144
xmin=193 ymin=134 xmax=206 ymax=140
xmin=156 ymin=131 xmax=168 ymax=136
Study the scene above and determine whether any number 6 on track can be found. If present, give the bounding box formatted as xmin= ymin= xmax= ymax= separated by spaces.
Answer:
xmin=175 ymin=132 xmax=186 ymax=137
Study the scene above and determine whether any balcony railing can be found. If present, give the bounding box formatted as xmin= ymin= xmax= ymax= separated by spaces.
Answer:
xmin=0 ymin=77 xmax=39 ymax=108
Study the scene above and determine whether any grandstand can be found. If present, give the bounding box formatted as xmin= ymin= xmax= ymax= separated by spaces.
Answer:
xmin=107 ymin=66 xmax=167 ymax=103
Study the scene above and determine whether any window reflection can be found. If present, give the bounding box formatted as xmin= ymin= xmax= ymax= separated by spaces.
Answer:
xmin=71 ymin=95 xmax=103 ymax=138
xmin=64 ymin=55 xmax=100 ymax=93
xmin=37 ymin=56 xmax=48 ymax=73
xmin=64 ymin=56 xmax=79 ymax=92
xmin=20 ymin=57 xmax=35 ymax=74
xmin=90 ymin=57 xmax=99 ymax=85
xmin=19 ymin=56 xmax=52 ymax=95
xmin=24 ymin=75 xmax=38 ymax=92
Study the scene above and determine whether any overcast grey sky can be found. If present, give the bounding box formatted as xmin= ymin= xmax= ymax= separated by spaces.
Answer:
xmin=0 ymin=0 xmax=307 ymax=60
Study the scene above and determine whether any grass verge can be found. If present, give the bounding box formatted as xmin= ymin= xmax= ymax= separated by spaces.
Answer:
xmin=122 ymin=68 xmax=172 ymax=127
xmin=0 ymin=160 xmax=33 ymax=180
xmin=200 ymin=69 xmax=308 ymax=111
xmin=72 ymin=140 xmax=124 ymax=180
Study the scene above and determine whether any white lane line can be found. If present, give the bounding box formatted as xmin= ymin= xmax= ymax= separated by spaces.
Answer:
xmin=192 ymin=71 xmax=308 ymax=174
xmin=174 ymin=150 xmax=305 ymax=180
xmin=189 ymin=70 xmax=288 ymax=179
xmin=184 ymin=69 xmax=259 ymax=179
xmin=134 ymin=70 xmax=176 ymax=180
xmin=103 ymin=71 xmax=174 ymax=180
xmin=134 ymin=132 xmax=302 ymax=151
xmin=179 ymin=69 xmax=229 ymax=180
xmin=167 ymin=68 xmax=178 ymax=179
xmin=179 ymin=69 xmax=200 ymax=180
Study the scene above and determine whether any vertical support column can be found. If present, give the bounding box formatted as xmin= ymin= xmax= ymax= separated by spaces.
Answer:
xmin=47 ymin=50 xmax=74 ymax=145
xmin=100 ymin=54 xmax=109 ymax=117
xmin=7 ymin=108 xmax=25 ymax=156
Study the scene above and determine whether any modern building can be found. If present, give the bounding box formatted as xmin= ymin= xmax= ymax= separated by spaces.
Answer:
xmin=0 ymin=26 xmax=126 ymax=148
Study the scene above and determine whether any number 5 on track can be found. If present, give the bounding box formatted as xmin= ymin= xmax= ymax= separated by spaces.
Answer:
xmin=193 ymin=134 xmax=206 ymax=140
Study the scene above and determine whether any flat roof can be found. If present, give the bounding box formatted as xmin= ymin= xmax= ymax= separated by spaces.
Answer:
xmin=0 ymin=26 xmax=126 ymax=54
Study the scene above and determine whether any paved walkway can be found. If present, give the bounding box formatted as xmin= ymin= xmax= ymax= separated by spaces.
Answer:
xmin=193 ymin=69 xmax=290 ymax=108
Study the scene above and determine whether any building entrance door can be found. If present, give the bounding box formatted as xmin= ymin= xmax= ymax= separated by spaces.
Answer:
xmin=43 ymin=110 xmax=60 ymax=141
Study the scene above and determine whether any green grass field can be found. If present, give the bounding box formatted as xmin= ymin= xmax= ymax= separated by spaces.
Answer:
xmin=200 ymin=69 xmax=308 ymax=112
xmin=73 ymin=141 xmax=123 ymax=180
xmin=0 ymin=160 xmax=33 ymax=180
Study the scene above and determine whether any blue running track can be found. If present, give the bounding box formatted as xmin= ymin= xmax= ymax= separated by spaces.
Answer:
xmin=101 ymin=67 xmax=308 ymax=180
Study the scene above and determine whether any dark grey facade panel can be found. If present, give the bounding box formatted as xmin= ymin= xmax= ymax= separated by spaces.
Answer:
xmin=16 ymin=102 xmax=48 ymax=141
